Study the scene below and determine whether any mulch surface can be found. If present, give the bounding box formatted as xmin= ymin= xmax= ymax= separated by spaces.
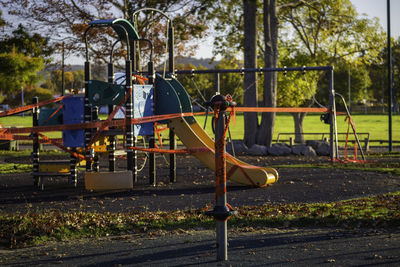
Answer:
xmin=0 ymin=153 xmax=400 ymax=214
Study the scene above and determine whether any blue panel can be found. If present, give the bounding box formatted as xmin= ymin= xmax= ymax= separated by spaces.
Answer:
xmin=63 ymin=96 xmax=84 ymax=123
xmin=133 ymin=85 xmax=154 ymax=136
xmin=62 ymin=96 xmax=85 ymax=147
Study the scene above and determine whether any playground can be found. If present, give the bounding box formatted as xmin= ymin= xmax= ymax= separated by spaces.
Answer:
xmin=0 ymin=4 xmax=399 ymax=265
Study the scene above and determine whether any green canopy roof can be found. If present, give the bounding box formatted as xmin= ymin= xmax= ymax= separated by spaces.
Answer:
xmin=89 ymin=19 xmax=139 ymax=42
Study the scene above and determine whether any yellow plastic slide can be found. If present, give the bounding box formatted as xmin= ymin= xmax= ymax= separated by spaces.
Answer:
xmin=169 ymin=117 xmax=279 ymax=187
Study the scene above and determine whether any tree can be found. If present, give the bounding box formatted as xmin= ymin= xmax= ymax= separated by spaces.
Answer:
xmin=0 ymin=24 xmax=55 ymax=63
xmin=0 ymin=50 xmax=44 ymax=104
xmin=243 ymin=0 xmax=258 ymax=147
xmin=1 ymin=1 xmax=210 ymax=65
xmin=257 ymin=0 xmax=278 ymax=146
xmin=278 ymin=0 xmax=385 ymax=142
xmin=368 ymin=37 xmax=400 ymax=110
xmin=50 ymin=70 xmax=74 ymax=93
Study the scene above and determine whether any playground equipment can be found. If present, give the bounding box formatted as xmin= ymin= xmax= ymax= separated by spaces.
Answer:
xmin=0 ymin=7 xmax=366 ymax=262
xmin=13 ymin=12 xmax=275 ymax=190
xmin=0 ymin=6 xmax=355 ymax=189
xmin=0 ymin=6 xmax=361 ymax=190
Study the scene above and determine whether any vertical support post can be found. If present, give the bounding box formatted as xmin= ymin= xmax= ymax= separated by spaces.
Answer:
xmin=62 ymin=42 xmax=65 ymax=96
xmin=108 ymin=63 xmax=116 ymax=172
xmin=126 ymin=59 xmax=137 ymax=182
xmin=348 ymin=67 xmax=351 ymax=113
xmin=168 ymin=21 xmax=176 ymax=183
xmin=169 ymin=129 xmax=176 ymax=183
xmin=329 ymin=67 xmax=339 ymax=161
xmin=214 ymin=106 xmax=228 ymax=261
xmin=84 ymin=61 xmax=93 ymax=172
xmin=70 ymin=149 xmax=77 ymax=187
xmin=168 ymin=21 xmax=174 ymax=75
xmin=148 ymin=60 xmax=156 ymax=186
xmin=387 ymin=0 xmax=393 ymax=152
xmin=215 ymin=72 xmax=220 ymax=94
xmin=32 ymin=96 xmax=41 ymax=189
xmin=92 ymin=105 xmax=99 ymax=172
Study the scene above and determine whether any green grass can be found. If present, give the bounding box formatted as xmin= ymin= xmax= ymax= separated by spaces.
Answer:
xmin=1 ymin=191 xmax=399 ymax=248
xmin=0 ymin=163 xmax=31 ymax=173
xmin=0 ymin=150 xmax=68 ymax=174
xmin=193 ymin=113 xmax=400 ymax=143
xmin=1 ymin=113 xmax=399 ymax=145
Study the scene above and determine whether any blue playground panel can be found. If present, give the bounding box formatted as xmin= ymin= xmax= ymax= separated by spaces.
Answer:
xmin=61 ymin=84 xmax=154 ymax=148
xmin=133 ymin=84 xmax=154 ymax=136
xmin=62 ymin=96 xmax=85 ymax=148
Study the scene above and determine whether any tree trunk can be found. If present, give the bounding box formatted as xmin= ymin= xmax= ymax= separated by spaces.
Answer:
xmin=243 ymin=0 xmax=258 ymax=148
xmin=257 ymin=0 xmax=278 ymax=147
xmin=291 ymin=112 xmax=306 ymax=143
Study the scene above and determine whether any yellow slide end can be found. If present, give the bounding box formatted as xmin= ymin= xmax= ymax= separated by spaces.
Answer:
xmin=169 ymin=118 xmax=278 ymax=187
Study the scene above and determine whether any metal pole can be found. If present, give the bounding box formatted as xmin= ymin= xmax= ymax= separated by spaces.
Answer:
xmin=215 ymin=106 xmax=227 ymax=261
xmin=108 ymin=63 xmax=116 ymax=172
xmin=175 ymin=66 xmax=333 ymax=75
xmin=70 ymin=148 xmax=77 ymax=187
xmin=148 ymin=60 xmax=156 ymax=186
xmin=168 ymin=20 xmax=176 ymax=183
xmin=364 ymin=71 xmax=368 ymax=114
xmin=62 ymin=42 xmax=65 ymax=96
xmin=215 ymin=73 xmax=220 ymax=94
xmin=21 ymin=87 xmax=24 ymax=117
xmin=329 ymin=67 xmax=338 ymax=160
xmin=348 ymin=67 xmax=351 ymax=113
xmin=32 ymin=96 xmax=40 ymax=189
xmin=387 ymin=0 xmax=393 ymax=152
xmin=126 ymin=59 xmax=137 ymax=182
xmin=84 ymin=61 xmax=93 ymax=172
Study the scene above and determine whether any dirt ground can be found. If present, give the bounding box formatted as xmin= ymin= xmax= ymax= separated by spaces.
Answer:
xmin=1 ymin=152 xmax=399 ymax=214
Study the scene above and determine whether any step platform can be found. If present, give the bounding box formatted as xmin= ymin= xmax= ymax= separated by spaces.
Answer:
xmin=38 ymin=160 xmax=85 ymax=173
xmin=84 ymin=171 xmax=133 ymax=190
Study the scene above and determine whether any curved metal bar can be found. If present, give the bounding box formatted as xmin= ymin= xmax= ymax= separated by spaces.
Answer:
xmin=138 ymin=38 xmax=153 ymax=62
xmin=110 ymin=40 xmax=121 ymax=63
xmin=131 ymin=8 xmax=175 ymax=75
xmin=84 ymin=23 xmax=131 ymax=62
xmin=84 ymin=25 xmax=94 ymax=62
xmin=112 ymin=24 xmax=130 ymax=61
xmin=132 ymin=8 xmax=173 ymax=27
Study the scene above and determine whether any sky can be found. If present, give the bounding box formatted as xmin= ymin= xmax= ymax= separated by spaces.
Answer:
xmin=194 ymin=0 xmax=400 ymax=59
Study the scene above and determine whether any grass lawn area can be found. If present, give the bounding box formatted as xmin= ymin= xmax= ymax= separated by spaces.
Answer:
xmin=0 ymin=113 xmax=398 ymax=145
xmin=194 ymin=113 xmax=400 ymax=144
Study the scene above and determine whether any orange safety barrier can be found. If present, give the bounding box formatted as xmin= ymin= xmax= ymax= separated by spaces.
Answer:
xmin=231 ymin=107 xmax=329 ymax=113
xmin=0 ymin=95 xmax=69 ymax=118
xmin=133 ymin=74 xmax=148 ymax=85
xmin=37 ymin=133 xmax=86 ymax=161
xmin=127 ymin=146 xmax=210 ymax=154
